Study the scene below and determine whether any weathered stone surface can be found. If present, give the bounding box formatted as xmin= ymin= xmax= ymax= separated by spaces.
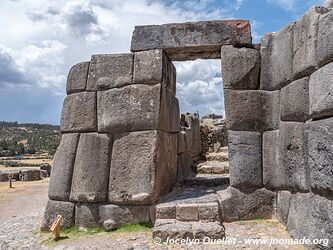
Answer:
xmin=40 ymin=163 xmax=52 ymax=177
xmin=317 ymin=9 xmax=333 ymax=66
xmin=217 ymin=187 xmax=275 ymax=222
xmin=306 ymin=117 xmax=333 ymax=196
xmin=70 ymin=133 xmax=112 ymax=203
xmin=177 ymin=152 xmax=194 ymax=181
xmin=309 ymin=62 xmax=333 ymax=119
xmin=20 ymin=169 xmax=41 ymax=181
xmin=185 ymin=114 xmax=201 ymax=157
xmin=224 ymin=90 xmax=280 ymax=131
xmin=177 ymin=131 xmax=186 ymax=154
xmin=48 ymin=133 xmax=79 ymax=201
xmin=160 ymin=87 xmax=180 ymax=133
xmin=221 ymin=45 xmax=260 ymax=90
xmin=133 ymin=49 xmax=176 ymax=94
xmin=276 ymin=190 xmax=292 ymax=226
xmin=86 ymin=54 xmax=133 ymax=91
xmin=280 ymin=77 xmax=309 ymax=122
xmin=0 ymin=170 xmax=19 ymax=182
xmin=263 ymin=130 xmax=283 ymax=189
xmin=75 ymin=203 xmax=101 ymax=228
xmin=287 ymin=193 xmax=333 ymax=249
xmin=184 ymin=174 xmax=229 ymax=187
xmin=153 ymin=222 xmax=193 ymax=241
xmin=131 ymin=20 xmax=252 ymax=61
xmin=109 ymin=130 xmax=177 ymax=204
xmin=260 ymin=24 xmax=294 ymax=90
xmin=324 ymin=0 xmax=333 ymax=8
xmin=97 ymin=84 xmax=162 ymax=133
xmin=156 ymin=204 xmax=176 ymax=220
xmin=228 ymin=131 xmax=262 ymax=188
xmin=192 ymin=222 xmax=225 ymax=240
xmin=41 ymin=200 xmax=75 ymax=230
xmin=198 ymin=202 xmax=220 ymax=222
xmin=176 ymin=204 xmax=199 ymax=221
xmin=60 ymin=92 xmax=97 ymax=132
xmin=66 ymin=61 xmax=89 ymax=94
xmin=293 ymin=7 xmax=328 ymax=79
xmin=100 ymin=204 xmax=154 ymax=230
xmin=280 ymin=122 xmax=310 ymax=191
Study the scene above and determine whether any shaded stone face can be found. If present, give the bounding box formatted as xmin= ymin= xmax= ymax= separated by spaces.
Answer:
xmin=131 ymin=20 xmax=252 ymax=61
xmin=66 ymin=61 xmax=89 ymax=94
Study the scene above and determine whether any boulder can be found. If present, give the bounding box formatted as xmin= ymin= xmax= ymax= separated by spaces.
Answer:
xmin=221 ymin=45 xmax=260 ymax=90
xmin=293 ymin=7 xmax=328 ymax=78
xmin=309 ymin=62 xmax=333 ymax=119
xmin=260 ymin=24 xmax=294 ymax=90
xmin=60 ymin=92 xmax=97 ymax=132
xmin=306 ymin=117 xmax=333 ymax=196
xmin=97 ymin=84 xmax=162 ymax=133
xmin=66 ymin=61 xmax=89 ymax=94
xmin=48 ymin=133 xmax=79 ymax=201
xmin=131 ymin=20 xmax=252 ymax=61
xmin=287 ymin=193 xmax=333 ymax=249
xmin=279 ymin=122 xmax=310 ymax=191
xmin=0 ymin=170 xmax=20 ymax=182
xmin=228 ymin=131 xmax=262 ymax=188
xmin=99 ymin=204 xmax=154 ymax=230
xmin=217 ymin=187 xmax=275 ymax=222
xmin=70 ymin=133 xmax=112 ymax=203
xmin=20 ymin=169 xmax=41 ymax=181
xmin=280 ymin=77 xmax=310 ymax=122
xmin=224 ymin=89 xmax=280 ymax=131
xmin=86 ymin=54 xmax=133 ymax=91
xmin=41 ymin=200 xmax=75 ymax=230
xmin=40 ymin=163 xmax=52 ymax=177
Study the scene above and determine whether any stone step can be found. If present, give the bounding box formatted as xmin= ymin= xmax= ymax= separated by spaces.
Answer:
xmin=205 ymin=152 xmax=229 ymax=162
xmin=184 ymin=174 xmax=230 ymax=187
xmin=196 ymin=161 xmax=229 ymax=174
xmin=153 ymin=220 xmax=225 ymax=241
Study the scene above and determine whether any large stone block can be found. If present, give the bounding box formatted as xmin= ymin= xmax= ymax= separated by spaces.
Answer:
xmin=48 ymin=133 xmax=79 ymax=201
xmin=75 ymin=203 xmax=101 ymax=228
xmin=260 ymin=24 xmax=294 ymax=90
xmin=70 ymin=133 xmax=112 ymax=203
xmin=131 ymin=20 xmax=252 ymax=61
xmin=185 ymin=114 xmax=201 ymax=157
xmin=177 ymin=131 xmax=186 ymax=154
xmin=159 ymin=87 xmax=180 ymax=133
xmin=309 ymin=62 xmax=333 ymax=119
xmin=217 ymin=187 xmax=275 ymax=222
xmin=66 ymin=61 xmax=89 ymax=94
xmin=224 ymin=90 xmax=280 ymax=131
xmin=280 ymin=77 xmax=309 ymax=122
xmin=99 ymin=204 xmax=154 ymax=230
xmin=221 ymin=45 xmax=260 ymax=90
xmin=293 ymin=7 xmax=329 ymax=79
xmin=317 ymin=9 xmax=333 ymax=66
xmin=228 ymin=131 xmax=262 ymax=188
xmin=41 ymin=200 xmax=75 ymax=230
xmin=109 ymin=130 xmax=177 ymax=205
xmin=306 ymin=117 xmax=333 ymax=196
xmin=133 ymin=49 xmax=176 ymax=94
xmin=276 ymin=190 xmax=292 ymax=226
xmin=262 ymin=130 xmax=283 ymax=189
xmin=279 ymin=122 xmax=310 ymax=191
xmin=60 ymin=92 xmax=97 ymax=132
xmin=97 ymin=84 xmax=162 ymax=133
xmin=177 ymin=152 xmax=194 ymax=182
xmin=86 ymin=54 xmax=133 ymax=91
xmin=287 ymin=193 xmax=333 ymax=249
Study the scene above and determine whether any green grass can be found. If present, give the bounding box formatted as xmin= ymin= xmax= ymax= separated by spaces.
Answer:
xmin=40 ymin=222 xmax=153 ymax=246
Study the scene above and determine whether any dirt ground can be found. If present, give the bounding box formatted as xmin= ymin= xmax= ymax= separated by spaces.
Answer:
xmin=0 ymin=180 xmax=306 ymax=250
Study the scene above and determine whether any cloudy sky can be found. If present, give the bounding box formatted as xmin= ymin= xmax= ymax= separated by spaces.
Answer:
xmin=0 ymin=0 xmax=325 ymax=124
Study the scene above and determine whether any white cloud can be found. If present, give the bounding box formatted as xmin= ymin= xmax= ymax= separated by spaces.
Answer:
xmin=265 ymin=0 xmax=324 ymax=12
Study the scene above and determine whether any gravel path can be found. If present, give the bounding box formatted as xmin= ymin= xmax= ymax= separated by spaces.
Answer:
xmin=0 ymin=180 xmax=305 ymax=250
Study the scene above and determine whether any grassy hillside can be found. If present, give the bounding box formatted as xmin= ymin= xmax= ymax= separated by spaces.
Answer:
xmin=0 ymin=121 xmax=60 ymax=156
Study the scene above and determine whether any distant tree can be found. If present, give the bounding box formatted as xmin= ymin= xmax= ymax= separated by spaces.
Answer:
xmin=16 ymin=143 xmax=25 ymax=155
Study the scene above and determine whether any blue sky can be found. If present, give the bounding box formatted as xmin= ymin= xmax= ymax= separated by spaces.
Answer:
xmin=0 ymin=0 xmax=325 ymax=124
